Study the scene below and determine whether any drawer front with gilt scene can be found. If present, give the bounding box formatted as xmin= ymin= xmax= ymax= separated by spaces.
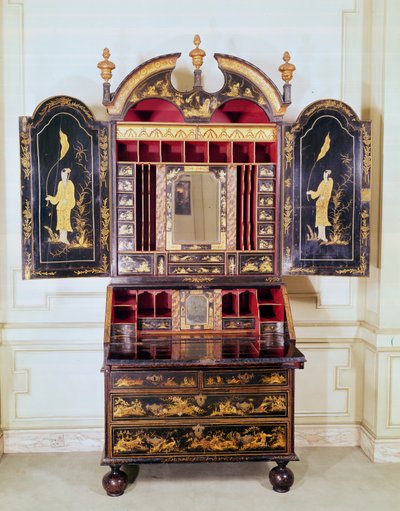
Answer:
xmin=111 ymin=392 xmax=289 ymax=420
xmin=111 ymin=371 xmax=199 ymax=390
xmin=203 ymin=369 xmax=289 ymax=388
xmin=111 ymin=422 xmax=290 ymax=458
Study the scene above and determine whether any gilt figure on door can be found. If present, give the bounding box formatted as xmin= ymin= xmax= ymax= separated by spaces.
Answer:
xmin=306 ymin=169 xmax=333 ymax=242
xmin=46 ymin=167 xmax=76 ymax=245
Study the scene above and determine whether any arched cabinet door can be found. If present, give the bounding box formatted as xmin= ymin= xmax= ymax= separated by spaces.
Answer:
xmin=282 ymin=99 xmax=371 ymax=276
xmin=20 ymin=96 xmax=111 ymax=279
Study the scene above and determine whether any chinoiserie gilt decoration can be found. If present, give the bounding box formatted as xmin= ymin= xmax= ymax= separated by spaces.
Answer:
xmin=282 ymin=99 xmax=370 ymax=276
xmin=19 ymin=35 xmax=370 ymax=498
xmin=99 ymin=35 xmax=292 ymax=119
xmin=20 ymin=96 xmax=111 ymax=278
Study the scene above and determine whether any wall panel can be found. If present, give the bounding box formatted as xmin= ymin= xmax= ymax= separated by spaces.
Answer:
xmin=1 ymin=340 xmax=103 ymax=430
xmin=296 ymin=341 xmax=362 ymax=424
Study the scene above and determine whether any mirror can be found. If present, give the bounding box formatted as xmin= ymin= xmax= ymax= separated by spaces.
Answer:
xmin=173 ymin=173 xmax=220 ymax=244
xmin=185 ymin=294 xmax=209 ymax=325
xmin=165 ymin=166 xmax=227 ymax=251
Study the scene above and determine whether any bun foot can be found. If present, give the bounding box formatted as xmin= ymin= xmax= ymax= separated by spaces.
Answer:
xmin=269 ymin=461 xmax=294 ymax=493
xmin=102 ymin=465 xmax=128 ymax=497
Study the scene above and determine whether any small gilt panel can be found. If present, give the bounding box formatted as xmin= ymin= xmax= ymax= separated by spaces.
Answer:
xmin=137 ymin=319 xmax=172 ymax=331
xmin=222 ymin=318 xmax=255 ymax=330
xmin=112 ymin=371 xmax=198 ymax=389
xmin=118 ymin=255 xmax=153 ymax=275
xmin=116 ymin=123 xmax=276 ymax=142
xmin=204 ymin=370 xmax=289 ymax=388
xmin=239 ymin=254 xmax=274 ymax=274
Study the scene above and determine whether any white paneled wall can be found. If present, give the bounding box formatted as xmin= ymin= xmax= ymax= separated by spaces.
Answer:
xmin=1 ymin=0 xmax=399 ymax=461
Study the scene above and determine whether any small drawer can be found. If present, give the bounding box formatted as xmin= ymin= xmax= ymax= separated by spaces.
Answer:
xmin=111 ymin=392 xmax=288 ymax=420
xmin=260 ymin=322 xmax=285 ymax=335
xmin=112 ymin=422 xmax=288 ymax=457
xmin=222 ymin=318 xmax=256 ymax=330
xmin=111 ymin=371 xmax=199 ymax=390
xmin=203 ymin=369 xmax=289 ymax=388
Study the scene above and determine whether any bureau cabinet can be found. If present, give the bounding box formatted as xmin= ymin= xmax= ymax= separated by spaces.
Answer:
xmin=19 ymin=36 xmax=370 ymax=495
xmin=102 ymin=283 xmax=304 ymax=494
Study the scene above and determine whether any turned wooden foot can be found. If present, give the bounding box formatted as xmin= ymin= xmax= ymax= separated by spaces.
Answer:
xmin=269 ymin=461 xmax=294 ymax=493
xmin=102 ymin=465 xmax=128 ymax=497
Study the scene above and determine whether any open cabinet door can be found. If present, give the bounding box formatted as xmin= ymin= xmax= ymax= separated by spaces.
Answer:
xmin=282 ymin=99 xmax=371 ymax=276
xmin=20 ymin=96 xmax=111 ymax=279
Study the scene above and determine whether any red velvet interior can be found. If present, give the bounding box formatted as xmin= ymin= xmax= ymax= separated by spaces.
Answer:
xmin=112 ymin=287 xmax=285 ymax=330
xmin=210 ymin=99 xmax=270 ymax=123
xmin=124 ymin=99 xmax=185 ymax=122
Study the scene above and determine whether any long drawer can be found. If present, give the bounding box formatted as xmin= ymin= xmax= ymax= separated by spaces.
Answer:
xmin=111 ymin=422 xmax=290 ymax=458
xmin=111 ymin=391 xmax=289 ymax=420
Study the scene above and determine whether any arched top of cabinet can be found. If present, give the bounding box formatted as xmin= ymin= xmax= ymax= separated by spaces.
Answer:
xmin=102 ymin=52 xmax=290 ymax=122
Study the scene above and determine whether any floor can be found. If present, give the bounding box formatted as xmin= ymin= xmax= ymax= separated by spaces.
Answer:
xmin=0 ymin=448 xmax=399 ymax=511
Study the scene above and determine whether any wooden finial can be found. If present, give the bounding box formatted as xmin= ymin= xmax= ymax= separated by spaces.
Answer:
xmin=189 ymin=34 xmax=206 ymax=70
xmin=97 ymin=48 xmax=115 ymax=83
xmin=279 ymin=51 xmax=296 ymax=84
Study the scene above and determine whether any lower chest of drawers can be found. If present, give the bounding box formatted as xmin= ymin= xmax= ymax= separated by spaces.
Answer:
xmin=105 ymin=367 xmax=294 ymax=460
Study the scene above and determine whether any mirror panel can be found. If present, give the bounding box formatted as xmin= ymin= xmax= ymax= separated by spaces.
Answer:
xmin=173 ymin=172 xmax=220 ymax=244
xmin=166 ymin=165 xmax=227 ymax=250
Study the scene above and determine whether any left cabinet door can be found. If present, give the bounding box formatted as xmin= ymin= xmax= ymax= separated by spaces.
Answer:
xmin=20 ymin=96 xmax=111 ymax=279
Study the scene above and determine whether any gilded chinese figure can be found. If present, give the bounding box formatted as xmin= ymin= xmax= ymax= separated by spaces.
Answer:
xmin=306 ymin=169 xmax=333 ymax=242
xmin=46 ymin=167 xmax=76 ymax=244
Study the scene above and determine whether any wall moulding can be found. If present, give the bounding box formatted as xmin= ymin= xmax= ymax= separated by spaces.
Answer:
xmin=295 ymin=344 xmax=353 ymax=418
xmin=0 ymin=346 xmax=103 ymax=429
xmin=296 ymin=323 xmax=363 ymax=341
xmin=1 ymin=322 xmax=385 ymax=345
xmin=6 ymin=0 xmax=25 ymax=112
xmin=0 ymin=431 xmax=4 ymax=458
xmin=11 ymin=269 xmax=107 ymax=311
xmin=358 ymin=322 xmax=400 ymax=349
xmin=284 ymin=284 xmax=353 ymax=310
xmin=388 ymin=355 xmax=400 ymax=428
xmin=1 ymin=324 xmax=104 ymax=345
xmin=341 ymin=0 xmax=362 ymax=105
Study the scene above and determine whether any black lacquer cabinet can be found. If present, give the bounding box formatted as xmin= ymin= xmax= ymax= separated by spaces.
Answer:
xmin=19 ymin=37 xmax=370 ymax=494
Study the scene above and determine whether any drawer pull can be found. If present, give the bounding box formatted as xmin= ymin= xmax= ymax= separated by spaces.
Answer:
xmin=194 ymin=394 xmax=206 ymax=406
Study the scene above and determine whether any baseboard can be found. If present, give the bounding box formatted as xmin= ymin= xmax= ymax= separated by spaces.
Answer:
xmin=360 ymin=426 xmax=400 ymax=463
xmin=3 ymin=428 xmax=104 ymax=453
xmin=295 ymin=424 xmax=360 ymax=447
